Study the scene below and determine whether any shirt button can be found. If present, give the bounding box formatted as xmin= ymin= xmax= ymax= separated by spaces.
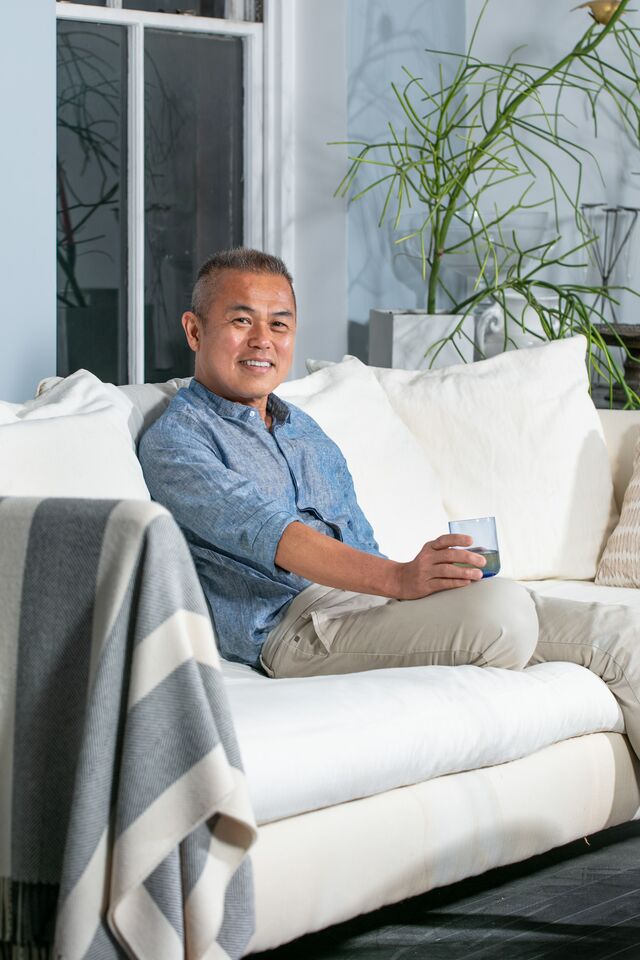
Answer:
xmin=249 ymin=411 xmax=255 ymax=418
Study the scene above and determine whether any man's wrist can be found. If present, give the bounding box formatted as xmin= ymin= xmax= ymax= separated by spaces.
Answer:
xmin=371 ymin=556 xmax=404 ymax=600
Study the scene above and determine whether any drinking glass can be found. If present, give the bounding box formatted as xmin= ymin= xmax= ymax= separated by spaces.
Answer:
xmin=448 ymin=516 xmax=501 ymax=578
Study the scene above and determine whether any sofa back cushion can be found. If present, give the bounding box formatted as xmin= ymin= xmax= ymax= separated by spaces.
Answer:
xmin=276 ymin=358 xmax=450 ymax=561
xmin=38 ymin=374 xmax=191 ymax=445
xmin=311 ymin=338 xmax=617 ymax=580
xmin=308 ymin=360 xmax=640 ymax=520
xmin=1 ymin=370 xmax=150 ymax=499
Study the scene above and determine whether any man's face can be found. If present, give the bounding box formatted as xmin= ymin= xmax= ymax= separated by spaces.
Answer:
xmin=182 ymin=270 xmax=296 ymax=410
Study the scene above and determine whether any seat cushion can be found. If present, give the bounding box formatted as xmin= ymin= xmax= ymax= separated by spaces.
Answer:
xmin=222 ymin=654 xmax=623 ymax=825
xmin=226 ymin=576 xmax=639 ymax=826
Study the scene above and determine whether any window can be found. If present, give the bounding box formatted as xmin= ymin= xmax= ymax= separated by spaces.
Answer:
xmin=56 ymin=2 xmax=264 ymax=383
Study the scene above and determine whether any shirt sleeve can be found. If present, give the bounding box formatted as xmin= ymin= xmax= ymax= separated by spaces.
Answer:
xmin=139 ymin=419 xmax=300 ymax=576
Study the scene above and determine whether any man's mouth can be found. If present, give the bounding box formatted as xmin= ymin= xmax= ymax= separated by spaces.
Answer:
xmin=240 ymin=360 xmax=274 ymax=368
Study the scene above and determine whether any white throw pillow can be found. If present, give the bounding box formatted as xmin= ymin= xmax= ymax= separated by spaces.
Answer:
xmin=0 ymin=369 xmax=150 ymax=500
xmin=276 ymin=358 xmax=449 ymax=561
xmin=351 ymin=337 xmax=615 ymax=580
xmin=36 ymin=374 xmax=191 ymax=444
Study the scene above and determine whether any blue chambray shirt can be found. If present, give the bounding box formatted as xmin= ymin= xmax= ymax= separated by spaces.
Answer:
xmin=138 ymin=378 xmax=382 ymax=667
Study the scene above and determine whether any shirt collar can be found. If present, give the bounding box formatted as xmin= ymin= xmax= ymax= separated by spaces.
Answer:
xmin=190 ymin=378 xmax=291 ymax=425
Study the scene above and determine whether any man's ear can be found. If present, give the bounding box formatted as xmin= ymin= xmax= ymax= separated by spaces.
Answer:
xmin=182 ymin=312 xmax=201 ymax=352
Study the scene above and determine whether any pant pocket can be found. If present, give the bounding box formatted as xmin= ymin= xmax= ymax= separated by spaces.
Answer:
xmin=290 ymin=619 xmax=330 ymax=658
xmin=267 ymin=621 xmax=333 ymax=679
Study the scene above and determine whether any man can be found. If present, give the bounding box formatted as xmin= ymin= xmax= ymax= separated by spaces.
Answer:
xmin=139 ymin=248 xmax=640 ymax=759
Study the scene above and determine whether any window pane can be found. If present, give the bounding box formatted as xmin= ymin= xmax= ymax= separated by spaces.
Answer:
xmin=143 ymin=29 xmax=244 ymax=382
xmin=122 ymin=1 xmax=262 ymax=21
xmin=57 ymin=21 xmax=128 ymax=383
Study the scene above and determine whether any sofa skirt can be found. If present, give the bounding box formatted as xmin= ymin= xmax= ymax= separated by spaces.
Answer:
xmin=246 ymin=731 xmax=640 ymax=954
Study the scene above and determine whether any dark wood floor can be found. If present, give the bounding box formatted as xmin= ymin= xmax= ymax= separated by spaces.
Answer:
xmin=253 ymin=820 xmax=640 ymax=959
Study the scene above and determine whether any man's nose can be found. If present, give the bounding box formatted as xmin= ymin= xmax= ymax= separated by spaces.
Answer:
xmin=247 ymin=323 xmax=272 ymax=347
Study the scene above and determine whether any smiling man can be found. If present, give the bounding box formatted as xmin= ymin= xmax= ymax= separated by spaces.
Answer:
xmin=137 ymin=249 xmax=640 ymax=760
xmin=139 ymin=246 xmax=536 ymax=671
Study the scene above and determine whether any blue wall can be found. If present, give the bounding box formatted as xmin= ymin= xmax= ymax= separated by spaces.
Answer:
xmin=0 ymin=1 xmax=56 ymax=401
xmin=346 ymin=0 xmax=466 ymax=357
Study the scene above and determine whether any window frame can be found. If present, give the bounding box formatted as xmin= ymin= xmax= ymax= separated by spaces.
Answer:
xmin=56 ymin=1 xmax=265 ymax=383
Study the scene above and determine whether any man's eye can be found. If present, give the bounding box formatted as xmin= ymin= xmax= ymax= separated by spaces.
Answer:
xmin=272 ymin=320 xmax=288 ymax=329
xmin=232 ymin=317 xmax=251 ymax=324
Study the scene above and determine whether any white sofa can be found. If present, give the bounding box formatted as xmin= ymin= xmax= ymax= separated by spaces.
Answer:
xmin=3 ymin=336 xmax=640 ymax=955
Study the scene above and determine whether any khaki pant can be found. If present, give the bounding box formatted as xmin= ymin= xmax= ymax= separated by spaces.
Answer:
xmin=260 ymin=578 xmax=640 ymax=759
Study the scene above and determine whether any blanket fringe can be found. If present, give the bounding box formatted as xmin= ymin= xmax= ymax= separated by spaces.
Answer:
xmin=0 ymin=947 xmax=50 ymax=960
xmin=1 ymin=878 xmax=57 ymax=957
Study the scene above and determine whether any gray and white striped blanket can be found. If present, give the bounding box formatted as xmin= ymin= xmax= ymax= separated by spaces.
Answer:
xmin=0 ymin=497 xmax=257 ymax=960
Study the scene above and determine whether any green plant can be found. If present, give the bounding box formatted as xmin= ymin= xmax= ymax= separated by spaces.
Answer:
xmin=337 ymin=0 xmax=640 ymax=407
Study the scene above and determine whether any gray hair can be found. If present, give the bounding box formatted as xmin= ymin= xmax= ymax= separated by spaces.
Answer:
xmin=190 ymin=247 xmax=295 ymax=319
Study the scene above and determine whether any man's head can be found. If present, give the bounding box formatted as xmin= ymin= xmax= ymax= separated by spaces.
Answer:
xmin=190 ymin=248 xmax=295 ymax=320
xmin=182 ymin=248 xmax=297 ymax=416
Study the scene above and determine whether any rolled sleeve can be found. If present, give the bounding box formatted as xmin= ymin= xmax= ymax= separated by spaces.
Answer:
xmin=252 ymin=511 xmax=299 ymax=570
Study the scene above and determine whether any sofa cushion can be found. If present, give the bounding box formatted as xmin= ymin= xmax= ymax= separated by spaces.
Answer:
xmin=596 ymin=434 xmax=640 ymax=587
xmin=222 ymin=654 xmax=623 ymax=825
xmin=38 ymin=374 xmax=191 ymax=445
xmin=276 ymin=358 xmax=449 ymax=561
xmin=0 ymin=369 xmax=150 ymax=499
xmin=309 ymin=339 xmax=617 ymax=580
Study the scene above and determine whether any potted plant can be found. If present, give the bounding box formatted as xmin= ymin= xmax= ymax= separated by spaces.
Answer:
xmin=337 ymin=0 xmax=640 ymax=407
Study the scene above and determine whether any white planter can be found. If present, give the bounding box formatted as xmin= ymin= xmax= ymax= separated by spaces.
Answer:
xmin=369 ymin=309 xmax=475 ymax=371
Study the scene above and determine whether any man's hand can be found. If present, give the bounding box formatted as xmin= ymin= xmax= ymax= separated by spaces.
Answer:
xmin=394 ymin=534 xmax=486 ymax=600
xmin=275 ymin=523 xmax=486 ymax=601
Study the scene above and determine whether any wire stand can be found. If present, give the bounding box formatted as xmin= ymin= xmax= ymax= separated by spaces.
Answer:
xmin=582 ymin=204 xmax=639 ymax=324
xmin=581 ymin=204 xmax=640 ymax=407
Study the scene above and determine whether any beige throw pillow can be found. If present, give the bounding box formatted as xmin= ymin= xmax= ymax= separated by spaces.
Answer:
xmin=596 ymin=435 xmax=640 ymax=587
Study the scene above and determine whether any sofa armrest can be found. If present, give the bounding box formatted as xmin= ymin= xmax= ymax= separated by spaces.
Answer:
xmin=598 ymin=410 xmax=640 ymax=511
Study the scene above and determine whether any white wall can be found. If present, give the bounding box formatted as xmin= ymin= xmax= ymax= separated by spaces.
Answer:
xmin=346 ymin=0 xmax=466 ymax=358
xmin=0 ymin=0 xmax=56 ymax=401
xmin=288 ymin=0 xmax=348 ymax=378
xmin=286 ymin=0 xmax=467 ymax=373
xmin=466 ymin=0 xmax=640 ymax=204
